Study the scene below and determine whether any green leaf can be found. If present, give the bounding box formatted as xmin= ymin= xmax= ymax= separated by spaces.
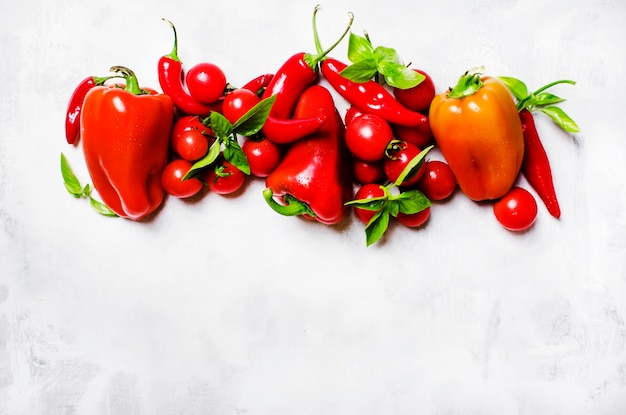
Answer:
xmin=223 ymin=141 xmax=250 ymax=175
xmin=339 ymin=60 xmax=379 ymax=83
xmin=394 ymin=145 xmax=434 ymax=186
xmin=347 ymin=32 xmax=375 ymax=64
xmin=394 ymin=190 xmax=431 ymax=215
xmin=183 ymin=139 xmax=221 ymax=180
xmin=374 ymin=46 xmax=399 ymax=67
xmin=498 ymin=76 xmax=528 ymax=101
xmin=381 ymin=63 xmax=425 ymax=89
xmin=232 ymin=95 xmax=276 ymax=137
xmin=540 ymin=106 xmax=581 ymax=133
xmin=209 ymin=111 xmax=233 ymax=138
xmin=60 ymin=153 xmax=84 ymax=197
xmin=364 ymin=209 xmax=390 ymax=246
xmin=89 ymin=196 xmax=118 ymax=217
xmin=531 ymin=92 xmax=566 ymax=108
xmin=345 ymin=194 xmax=387 ymax=211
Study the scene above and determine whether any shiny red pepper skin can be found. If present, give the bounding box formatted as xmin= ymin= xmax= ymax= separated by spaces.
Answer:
xmin=264 ymin=85 xmax=353 ymax=225
xmin=242 ymin=73 xmax=274 ymax=95
xmin=321 ymin=58 xmax=429 ymax=127
xmin=519 ymin=109 xmax=561 ymax=218
xmin=260 ymin=52 xmax=327 ymax=144
xmin=65 ymin=76 xmax=116 ymax=144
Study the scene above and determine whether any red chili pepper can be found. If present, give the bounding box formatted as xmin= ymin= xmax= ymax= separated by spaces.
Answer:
xmin=158 ymin=19 xmax=221 ymax=116
xmin=263 ymin=85 xmax=353 ymax=225
xmin=242 ymin=73 xmax=274 ymax=96
xmin=260 ymin=6 xmax=353 ymax=144
xmin=81 ymin=66 xmax=174 ymax=220
xmin=65 ymin=75 xmax=118 ymax=144
xmin=321 ymin=58 xmax=428 ymax=127
xmin=519 ymin=109 xmax=561 ymax=218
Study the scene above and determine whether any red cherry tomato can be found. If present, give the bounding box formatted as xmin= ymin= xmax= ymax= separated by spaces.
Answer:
xmin=175 ymin=130 xmax=210 ymax=161
xmin=417 ymin=160 xmax=457 ymax=201
xmin=383 ymin=141 xmax=426 ymax=186
xmin=391 ymin=120 xmax=433 ymax=149
xmin=352 ymin=158 xmax=384 ymax=185
xmin=493 ymin=186 xmax=538 ymax=232
xmin=171 ymin=116 xmax=213 ymax=152
xmin=161 ymin=159 xmax=204 ymax=199
xmin=185 ymin=62 xmax=227 ymax=104
xmin=353 ymin=183 xmax=386 ymax=225
xmin=223 ymin=88 xmax=260 ymax=125
xmin=203 ymin=160 xmax=246 ymax=195
xmin=345 ymin=113 xmax=394 ymax=162
xmin=344 ymin=105 xmax=365 ymax=126
xmin=396 ymin=207 xmax=430 ymax=228
xmin=242 ymin=138 xmax=282 ymax=178
xmin=393 ymin=69 xmax=436 ymax=113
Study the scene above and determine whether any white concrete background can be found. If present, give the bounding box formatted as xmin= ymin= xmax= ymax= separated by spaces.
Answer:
xmin=1 ymin=0 xmax=626 ymax=414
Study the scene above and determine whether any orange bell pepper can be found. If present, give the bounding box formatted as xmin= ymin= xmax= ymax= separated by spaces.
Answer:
xmin=429 ymin=68 xmax=524 ymax=201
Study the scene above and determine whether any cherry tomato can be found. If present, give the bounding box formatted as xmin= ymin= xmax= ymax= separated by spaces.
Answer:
xmin=352 ymin=158 xmax=384 ymax=185
xmin=175 ymin=130 xmax=210 ymax=161
xmin=344 ymin=105 xmax=365 ymax=126
xmin=353 ymin=183 xmax=386 ymax=225
xmin=171 ymin=116 xmax=213 ymax=152
xmin=345 ymin=113 xmax=394 ymax=162
xmin=203 ymin=160 xmax=246 ymax=195
xmin=392 ymin=69 xmax=436 ymax=113
xmin=223 ymin=88 xmax=260 ymax=125
xmin=185 ymin=62 xmax=227 ymax=104
xmin=391 ymin=120 xmax=433 ymax=149
xmin=416 ymin=160 xmax=457 ymax=201
xmin=161 ymin=159 xmax=204 ymax=199
xmin=396 ymin=207 xmax=430 ymax=228
xmin=242 ymin=138 xmax=282 ymax=178
xmin=383 ymin=141 xmax=426 ymax=187
xmin=493 ymin=186 xmax=538 ymax=232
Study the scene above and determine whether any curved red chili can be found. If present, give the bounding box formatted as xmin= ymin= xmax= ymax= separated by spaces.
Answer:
xmin=519 ymin=109 xmax=561 ymax=218
xmin=242 ymin=73 xmax=274 ymax=96
xmin=158 ymin=19 xmax=221 ymax=116
xmin=321 ymin=58 xmax=428 ymax=127
xmin=65 ymin=75 xmax=117 ymax=144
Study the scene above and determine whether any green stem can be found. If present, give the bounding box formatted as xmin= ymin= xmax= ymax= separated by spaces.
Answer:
xmin=263 ymin=189 xmax=316 ymax=218
xmin=110 ymin=66 xmax=142 ymax=95
xmin=162 ymin=18 xmax=180 ymax=62
xmin=307 ymin=5 xmax=354 ymax=69
xmin=517 ymin=79 xmax=577 ymax=111
xmin=447 ymin=67 xmax=485 ymax=99
xmin=92 ymin=75 xmax=121 ymax=86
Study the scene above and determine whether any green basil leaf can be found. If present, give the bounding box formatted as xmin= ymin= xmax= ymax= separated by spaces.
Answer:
xmin=540 ymin=106 xmax=581 ymax=133
xmin=381 ymin=63 xmax=425 ymax=89
xmin=498 ymin=76 xmax=528 ymax=101
xmin=365 ymin=209 xmax=390 ymax=246
xmin=394 ymin=145 xmax=434 ymax=186
xmin=347 ymin=32 xmax=375 ymax=64
xmin=394 ymin=190 xmax=431 ymax=215
xmin=88 ymin=196 xmax=118 ymax=217
xmin=340 ymin=60 xmax=379 ymax=83
xmin=532 ymin=92 xmax=565 ymax=107
xmin=209 ymin=111 xmax=233 ymax=138
xmin=183 ymin=139 xmax=221 ymax=180
xmin=60 ymin=153 xmax=84 ymax=197
xmin=232 ymin=95 xmax=276 ymax=137
xmin=374 ymin=46 xmax=399 ymax=67
xmin=223 ymin=141 xmax=250 ymax=175
xmin=345 ymin=195 xmax=387 ymax=211
xmin=385 ymin=199 xmax=400 ymax=217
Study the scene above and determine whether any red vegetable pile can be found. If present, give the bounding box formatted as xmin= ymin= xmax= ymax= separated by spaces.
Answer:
xmin=61 ymin=5 xmax=580 ymax=246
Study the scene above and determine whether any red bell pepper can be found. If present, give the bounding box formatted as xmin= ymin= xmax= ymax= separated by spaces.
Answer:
xmin=263 ymin=85 xmax=353 ymax=225
xmin=81 ymin=66 xmax=174 ymax=220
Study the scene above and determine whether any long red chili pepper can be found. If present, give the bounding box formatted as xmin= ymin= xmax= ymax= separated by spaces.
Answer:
xmin=241 ymin=73 xmax=274 ymax=96
xmin=65 ymin=75 xmax=118 ymax=144
xmin=321 ymin=58 xmax=428 ymax=127
xmin=158 ymin=19 xmax=221 ymax=116
xmin=519 ymin=109 xmax=561 ymax=218
xmin=260 ymin=6 xmax=353 ymax=144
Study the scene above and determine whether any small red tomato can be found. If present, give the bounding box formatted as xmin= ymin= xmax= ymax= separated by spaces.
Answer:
xmin=161 ymin=159 xmax=204 ymax=199
xmin=352 ymin=158 xmax=384 ymax=185
xmin=185 ymin=62 xmax=227 ymax=104
xmin=393 ymin=69 xmax=436 ymax=113
xmin=223 ymin=88 xmax=260 ymax=125
xmin=396 ymin=207 xmax=430 ymax=228
xmin=417 ymin=160 xmax=457 ymax=201
xmin=345 ymin=113 xmax=394 ymax=162
xmin=171 ymin=116 xmax=213 ymax=152
xmin=204 ymin=160 xmax=246 ymax=195
xmin=353 ymin=183 xmax=386 ymax=225
xmin=493 ymin=186 xmax=538 ymax=232
xmin=242 ymin=138 xmax=282 ymax=178
xmin=383 ymin=141 xmax=426 ymax=186
xmin=391 ymin=120 xmax=433 ymax=149
xmin=344 ymin=105 xmax=365 ymax=126
xmin=175 ymin=130 xmax=210 ymax=162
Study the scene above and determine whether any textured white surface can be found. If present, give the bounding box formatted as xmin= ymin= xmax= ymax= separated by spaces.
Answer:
xmin=1 ymin=0 xmax=626 ymax=414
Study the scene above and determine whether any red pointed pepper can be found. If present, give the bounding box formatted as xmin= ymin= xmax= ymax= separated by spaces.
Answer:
xmin=260 ymin=5 xmax=353 ymax=144
xmin=263 ymin=85 xmax=353 ymax=225
xmin=81 ymin=66 xmax=174 ymax=220
xmin=321 ymin=58 xmax=429 ymax=127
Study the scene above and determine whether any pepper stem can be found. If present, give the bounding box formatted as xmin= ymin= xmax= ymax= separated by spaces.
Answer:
xmin=110 ymin=66 xmax=143 ymax=95
xmin=307 ymin=5 xmax=354 ymax=69
xmin=263 ymin=189 xmax=316 ymax=218
xmin=447 ymin=66 xmax=485 ymax=99
xmin=162 ymin=18 xmax=180 ymax=62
